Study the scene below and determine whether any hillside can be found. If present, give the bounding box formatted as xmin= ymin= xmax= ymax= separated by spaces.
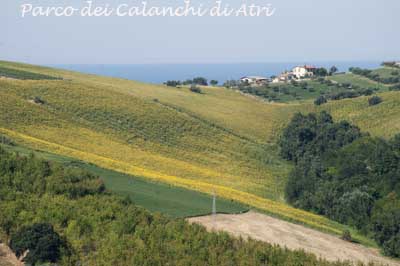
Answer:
xmin=1 ymin=60 xmax=400 ymax=245
xmin=3 ymin=147 xmax=365 ymax=266
xmin=0 ymin=143 xmax=247 ymax=218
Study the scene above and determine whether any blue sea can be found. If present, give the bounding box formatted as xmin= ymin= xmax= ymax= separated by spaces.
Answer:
xmin=52 ymin=61 xmax=381 ymax=84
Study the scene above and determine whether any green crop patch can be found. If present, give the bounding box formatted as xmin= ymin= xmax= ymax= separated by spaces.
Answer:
xmin=0 ymin=66 xmax=61 ymax=80
xmin=0 ymin=143 xmax=247 ymax=218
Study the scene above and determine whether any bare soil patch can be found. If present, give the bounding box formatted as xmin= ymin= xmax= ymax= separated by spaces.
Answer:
xmin=188 ymin=211 xmax=400 ymax=266
xmin=0 ymin=244 xmax=22 ymax=266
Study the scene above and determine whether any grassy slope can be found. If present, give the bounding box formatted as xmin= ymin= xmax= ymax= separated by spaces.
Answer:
xmin=1 ymin=60 xmax=399 ymax=246
xmin=371 ymin=66 xmax=399 ymax=79
xmin=0 ymin=144 xmax=246 ymax=218
xmin=328 ymin=73 xmax=388 ymax=90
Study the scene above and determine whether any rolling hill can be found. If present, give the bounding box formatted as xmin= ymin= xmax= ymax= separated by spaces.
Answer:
xmin=1 ymin=60 xmax=400 ymax=246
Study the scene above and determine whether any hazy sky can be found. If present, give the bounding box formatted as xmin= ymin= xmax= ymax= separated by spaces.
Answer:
xmin=1 ymin=0 xmax=399 ymax=64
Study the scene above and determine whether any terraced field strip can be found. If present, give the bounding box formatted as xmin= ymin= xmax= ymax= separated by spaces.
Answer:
xmin=1 ymin=143 xmax=247 ymax=218
xmin=0 ymin=127 xmax=374 ymax=246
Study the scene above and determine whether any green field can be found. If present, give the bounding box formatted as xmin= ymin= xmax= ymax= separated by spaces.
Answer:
xmin=1 ymin=60 xmax=400 ymax=246
xmin=0 ymin=143 xmax=247 ymax=218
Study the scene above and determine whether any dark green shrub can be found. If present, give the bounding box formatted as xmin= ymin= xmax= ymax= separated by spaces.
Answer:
xmin=33 ymin=96 xmax=46 ymax=105
xmin=10 ymin=223 xmax=63 ymax=265
xmin=389 ymin=84 xmax=400 ymax=91
xmin=0 ymin=134 xmax=15 ymax=146
xmin=368 ymin=96 xmax=382 ymax=106
xmin=314 ymin=96 xmax=327 ymax=106
xmin=210 ymin=80 xmax=218 ymax=86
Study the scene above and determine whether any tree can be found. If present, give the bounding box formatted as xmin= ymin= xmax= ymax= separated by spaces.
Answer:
xmin=333 ymin=189 xmax=374 ymax=229
xmin=10 ymin=223 xmax=63 ymax=265
xmin=371 ymin=193 xmax=400 ymax=257
xmin=314 ymin=68 xmax=328 ymax=77
xmin=314 ymin=96 xmax=327 ymax=106
xmin=192 ymin=77 xmax=208 ymax=86
xmin=368 ymin=96 xmax=382 ymax=106
xmin=329 ymin=66 xmax=338 ymax=76
xmin=182 ymin=79 xmax=193 ymax=85
xmin=164 ymin=80 xmax=181 ymax=87
xmin=223 ymin=80 xmax=239 ymax=88
xmin=210 ymin=80 xmax=218 ymax=86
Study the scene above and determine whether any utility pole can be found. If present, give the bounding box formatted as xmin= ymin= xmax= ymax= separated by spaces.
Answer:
xmin=212 ymin=190 xmax=217 ymax=229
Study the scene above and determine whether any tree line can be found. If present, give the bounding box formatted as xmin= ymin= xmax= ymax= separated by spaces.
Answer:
xmin=279 ymin=111 xmax=400 ymax=257
xmin=350 ymin=67 xmax=400 ymax=85
xmin=164 ymin=77 xmax=218 ymax=87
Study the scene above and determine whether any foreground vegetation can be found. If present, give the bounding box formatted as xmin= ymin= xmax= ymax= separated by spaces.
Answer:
xmin=0 ymin=148 xmax=371 ymax=266
xmin=280 ymin=111 xmax=400 ymax=257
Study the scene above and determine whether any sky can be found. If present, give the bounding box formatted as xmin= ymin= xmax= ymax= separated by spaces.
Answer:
xmin=1 ymin=0 xmax=399 ymax=64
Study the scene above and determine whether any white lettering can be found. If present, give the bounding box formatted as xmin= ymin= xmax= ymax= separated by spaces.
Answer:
xmin=20 ymin=4 xmax=32 ymax=17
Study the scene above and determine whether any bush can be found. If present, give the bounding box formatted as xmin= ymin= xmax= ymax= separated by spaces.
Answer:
xmin=33 ymin=96 xmax=46 ymax=105
xmin=314 ymin=96 xmax=327 ymax=106
xmin=190 ymin=85 xmax=202 ymax=94
xmin=10 ymin=223 xmax=63 ymax=264
xmin=368 ymin=96 xmax=382 ymax=106
xmin=341 ymin=230 xmax=352 ymax=242
xmin=0 ymin=134 xmax=15 ymax=146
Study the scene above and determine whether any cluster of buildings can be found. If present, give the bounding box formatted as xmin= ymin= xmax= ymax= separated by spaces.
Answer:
xmin=240 ymin=65 xmax=317 ymax=86
xmin=383 ymin=61 xmax=400 ymax=68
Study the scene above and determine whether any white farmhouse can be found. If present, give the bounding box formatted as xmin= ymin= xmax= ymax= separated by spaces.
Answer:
xmin=240 ymin=76 xmax=269 ymax=86
xmin=272 ymin=72 xmax=295 ymax=83
xmin=292 ymin=65 xmax=316 ymax=79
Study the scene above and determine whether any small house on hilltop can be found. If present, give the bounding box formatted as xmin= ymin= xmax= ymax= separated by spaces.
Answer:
xmin=272 ymin=71 xmax=295 ymax=83
xmin=240 ymin=76 xmax=269 ymax=86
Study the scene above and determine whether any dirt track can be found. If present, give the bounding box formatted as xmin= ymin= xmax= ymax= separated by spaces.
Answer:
xmin=188 ymin=211 xmax=400 ymax=266
xmin=0 ymin=244 xmax=21 ymax=266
